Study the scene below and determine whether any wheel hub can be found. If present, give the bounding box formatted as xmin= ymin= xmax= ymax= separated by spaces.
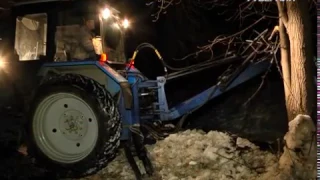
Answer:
xmin=59 ymin=110 xmax=88 ymax=141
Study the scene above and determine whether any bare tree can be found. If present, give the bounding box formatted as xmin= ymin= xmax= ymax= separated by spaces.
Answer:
xmin=147 ymin=0 xmax=316 ymax=122
xmin=275 ymin=0 xmax=316 ymax=121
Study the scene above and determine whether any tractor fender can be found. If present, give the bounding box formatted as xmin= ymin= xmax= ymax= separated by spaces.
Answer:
xmin=37 ymin=61 xmax=132 ymax=109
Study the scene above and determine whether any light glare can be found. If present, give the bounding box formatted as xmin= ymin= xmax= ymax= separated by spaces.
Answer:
xmin=102 ymin=8 xmax=111 ymax=19
xmin=0 ymin=58 xmax=5 ymax=69
xmin=122 ymin=19 xmax=129 ymax=29
xmin=113 ymin=23 xmax=120 ymax=29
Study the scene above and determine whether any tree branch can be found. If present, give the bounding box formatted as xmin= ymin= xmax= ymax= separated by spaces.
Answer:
xmin=243 ymin=59 xmax=273 ymax=106
xmin=276 ymin=0 xmax=288 ymax=25
xmin=146 ymin=0 xmax=181 ymax=22
xmin=173 ymin=16 xmax=265 ymax=61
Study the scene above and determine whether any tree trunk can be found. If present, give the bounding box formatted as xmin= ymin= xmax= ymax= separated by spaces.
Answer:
xmin=280 ymin=0 xmax=316 ymax=121
xmin=278 ymin=18 xmax=291 ymax=113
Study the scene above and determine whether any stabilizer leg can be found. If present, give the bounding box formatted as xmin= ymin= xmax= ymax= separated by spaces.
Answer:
xmin=124 ymin=141 xmax=143 ymax=180
xmin=131 ymin=130 xmax=154 ymax=176
xmin=124 ymin=126 xmax=154 ymax=180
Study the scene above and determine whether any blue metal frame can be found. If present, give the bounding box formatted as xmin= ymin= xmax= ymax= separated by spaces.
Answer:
xmin=158 ymin=61 xmax=270 ymax=120
xmin=39 ymin=60 xmax=270 ymax=140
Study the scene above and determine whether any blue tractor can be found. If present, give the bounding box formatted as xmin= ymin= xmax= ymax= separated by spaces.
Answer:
xmin=0 ymin=0 xmax=271 ymax=179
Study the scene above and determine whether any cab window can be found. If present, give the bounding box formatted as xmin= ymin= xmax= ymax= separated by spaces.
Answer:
xmin=54 ymin=5 xmax=100 ymax=61
xmin=14 ymin=13 xmax=47 ymax=61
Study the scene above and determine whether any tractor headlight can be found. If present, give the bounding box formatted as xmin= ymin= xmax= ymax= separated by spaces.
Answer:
xmin=0 ymin=57 xmax=5 ymax=69
xmin=102 ymin=8 xmax=111 ymax=19
xmin=121 ymin=19 xmax=130 ymax=29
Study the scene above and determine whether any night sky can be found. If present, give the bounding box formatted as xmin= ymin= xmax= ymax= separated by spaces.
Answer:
xmin=107 ymin=0 xmax=275 ymax=78
xmin=0 ymin=0 xmax=317 ymax=79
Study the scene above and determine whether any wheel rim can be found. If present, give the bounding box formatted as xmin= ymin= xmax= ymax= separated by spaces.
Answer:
xmin=33 ymin=92 xmax=99 ymax=164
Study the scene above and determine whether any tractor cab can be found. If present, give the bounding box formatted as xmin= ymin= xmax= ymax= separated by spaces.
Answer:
xmin=11 ymin=0 xmax=128 ymax=64
xmin=0 ymin=0 xmax=130 ymax=103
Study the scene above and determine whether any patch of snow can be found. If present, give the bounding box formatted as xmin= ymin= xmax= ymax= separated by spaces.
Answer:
xmin=149 ymin=129 xmax=276 ymax=180
xmin=236 ymin=137 xmax=258 ymax=149
xmin=259 ymin=114 xmax=317 ymax=180
xmin=74 ymin=115 xmax=316 ymax=180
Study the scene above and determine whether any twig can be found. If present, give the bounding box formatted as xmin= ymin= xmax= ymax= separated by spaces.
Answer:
xmin=146 ymin=0 xmax=181 ymax=22
xmin=243 ymin=59 xmax=273 ymax=106
xmin=276 ymin=0 xmax=288 ymax=25
xmin=174 ymin=16 xmax=265 ymax=61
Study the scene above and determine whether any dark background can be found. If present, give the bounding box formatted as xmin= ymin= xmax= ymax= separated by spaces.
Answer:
xmin=0 ymin=0 xmax=316 ymax=140
xmin=0 ymin=1 xmax=316 ymax=178
xmin=0 ymin=0 xmax=317 ymax=145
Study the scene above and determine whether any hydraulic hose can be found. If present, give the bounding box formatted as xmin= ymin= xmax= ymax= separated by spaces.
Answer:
xmin=129 ymin=43 xmax=238 ymax=73
xmin=129 ymin=43 xmax=168 ymax=75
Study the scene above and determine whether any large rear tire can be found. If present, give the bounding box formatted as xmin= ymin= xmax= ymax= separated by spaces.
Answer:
xmin=27 ymin=73 xmax=121 ymax=178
